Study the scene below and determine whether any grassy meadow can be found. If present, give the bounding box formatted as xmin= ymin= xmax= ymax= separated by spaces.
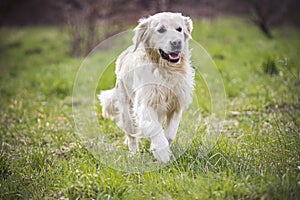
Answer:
xmin=0 ymin=18 xmax=300 ymax=199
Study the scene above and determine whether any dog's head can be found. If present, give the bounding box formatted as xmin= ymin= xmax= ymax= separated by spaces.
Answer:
xmin=133 ymin=12 xmax=193 ymax=65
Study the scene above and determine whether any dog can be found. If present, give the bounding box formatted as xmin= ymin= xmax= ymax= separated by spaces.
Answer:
xmin=98 ymin=12 xmax=194 ymax=163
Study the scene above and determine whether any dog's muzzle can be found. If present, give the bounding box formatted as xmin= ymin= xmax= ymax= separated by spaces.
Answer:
xmin=159 ymin=49 xmax=181 ymax=63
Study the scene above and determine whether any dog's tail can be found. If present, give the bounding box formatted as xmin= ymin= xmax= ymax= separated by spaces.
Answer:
xmin=98 ymin=89 xmax=118 ymax=120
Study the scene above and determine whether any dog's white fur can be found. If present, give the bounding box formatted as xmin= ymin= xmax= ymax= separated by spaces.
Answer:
xmin=98 ymin=12 xmax=194 ymax=163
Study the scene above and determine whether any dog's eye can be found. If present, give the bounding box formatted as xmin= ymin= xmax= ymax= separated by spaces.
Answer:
xmin=157 ymin=27 xmax=166 ymax=33
xmin=176 ymin=27 xmax=182 ymax=32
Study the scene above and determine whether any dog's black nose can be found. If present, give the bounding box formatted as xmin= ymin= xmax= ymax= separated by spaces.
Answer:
xmin=170 ymin=39 xmax=182 ymax=49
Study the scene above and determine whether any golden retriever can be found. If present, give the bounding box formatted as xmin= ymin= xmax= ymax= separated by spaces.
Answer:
xmin=98 ymin=12 xmax=194 ymax=163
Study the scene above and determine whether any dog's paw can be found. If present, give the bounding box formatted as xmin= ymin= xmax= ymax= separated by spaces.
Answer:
xmin=150 ymin=133 xmax=171 ymax=163
xmin=125 ymin=136 xmax=138 ymax=154
xmin=151 ymin=146 xmax=171 ymax=163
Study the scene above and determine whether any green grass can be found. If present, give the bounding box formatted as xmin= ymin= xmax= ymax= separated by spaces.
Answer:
xmin=0 ymin=18 xmax=300 ymax=199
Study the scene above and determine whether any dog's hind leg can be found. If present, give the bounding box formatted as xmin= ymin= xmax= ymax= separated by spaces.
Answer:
xmin=120 ymin=106 xmax=139 ymax=153
xmin=117 ymin=80 xmax=139 ymax=153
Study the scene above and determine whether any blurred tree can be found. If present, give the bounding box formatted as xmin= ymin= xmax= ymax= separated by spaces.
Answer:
xmin=248 ymin=0 xmax=290 ymax=38
xmin=228 ymin=0 xmax=295 ymax=38
xmin=63 ymin=0 xmax=115 ymax=56
xmin=63 ymin=0 xmax=165 ymax=56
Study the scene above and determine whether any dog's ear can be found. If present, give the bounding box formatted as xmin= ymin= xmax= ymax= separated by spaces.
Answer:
xmin=183 ymin=16 xmax=193 ymax=39
xmin=133 ymin=17 xmax=149 ymax=51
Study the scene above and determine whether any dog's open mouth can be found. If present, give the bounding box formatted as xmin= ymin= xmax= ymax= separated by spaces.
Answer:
xmin=159 ymin=49 xmax=181 ymax=63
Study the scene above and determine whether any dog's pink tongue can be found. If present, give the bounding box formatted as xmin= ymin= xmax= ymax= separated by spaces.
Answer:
xmin=169 ymin=53 xmax=180 ymax=60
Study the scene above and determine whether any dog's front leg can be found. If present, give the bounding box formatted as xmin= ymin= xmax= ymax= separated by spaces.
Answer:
xmin=136 ymin=105 xmax=171 ymax=163
xmin=165 ymin=110 xmax=183 ymax=144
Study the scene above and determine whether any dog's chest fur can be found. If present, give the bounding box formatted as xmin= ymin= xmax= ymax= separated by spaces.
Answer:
xmin=133 ymin=63 xmax=194 ymax=115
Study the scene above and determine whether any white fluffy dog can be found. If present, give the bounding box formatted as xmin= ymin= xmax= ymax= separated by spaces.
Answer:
xmin=98 ymin=12 xmax=194 ymax=163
